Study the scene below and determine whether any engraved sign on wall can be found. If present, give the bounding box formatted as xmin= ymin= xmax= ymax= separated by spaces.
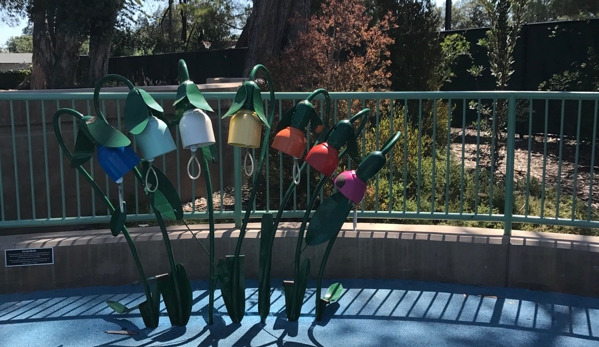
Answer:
xmin=4 ymin=248 xmax=54 ymax=267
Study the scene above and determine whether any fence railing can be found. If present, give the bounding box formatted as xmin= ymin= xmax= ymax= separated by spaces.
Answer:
xmin=1 ymin=91 xmax=598 ymax=236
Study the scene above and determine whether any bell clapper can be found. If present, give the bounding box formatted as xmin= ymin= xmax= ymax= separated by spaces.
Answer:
xmin=187 ymin=147 xmax=202 ymax=180
xmin=353 ymin=205 xmax=358 ymax=231
xmin=145 ymin=160 xmax=159 ymax=193
xmin=243 ymin=149 xmax=254 ymax=177
xmin=117 ymin=178 xmax=125 ymax=213
xmin=292 ymin=158 xmax=301 ymax=185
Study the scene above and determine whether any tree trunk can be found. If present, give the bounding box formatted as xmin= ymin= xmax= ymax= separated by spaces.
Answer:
xmin=30 ymin=10 xmax=53 ymax=90
xmin=87 ymin=34 xmax=113 ymax=87
xmin=49 ymin=31 xmax=82 ymax=88
xmin=243 ymin=0 xmax=310 ymax=75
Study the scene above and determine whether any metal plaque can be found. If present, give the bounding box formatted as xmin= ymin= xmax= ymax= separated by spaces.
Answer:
xmin=5 ymin=248 xmax=54 ymax=268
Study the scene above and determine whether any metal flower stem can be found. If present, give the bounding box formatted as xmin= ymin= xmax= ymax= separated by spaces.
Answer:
xmin=201 ymin=152 xmax=217 ymax=325
xmin=94 ymin=75 xmax=184 ymax=323
xmin=53 ymin=109 xmax=153 ymax=309
xmin=94 ymin=74 xmax=136 ymax=123
xmin=254 ymin=90 xmax=330 ymax=321
xmin=314 ymin=232 xmax=339 ymax=319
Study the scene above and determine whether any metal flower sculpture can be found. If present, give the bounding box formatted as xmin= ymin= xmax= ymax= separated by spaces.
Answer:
xmin=222 ymin=73 xmax=271 ymax=177
xmin=53 ymin=108 xmax=160 ymax=328
xmin=281 ymin=109 xmax=370 ymax=322
xmin=92 ymin=74 xmax=193 ymax=327
xmin=172 ymin=59 xmax=219 ymax=325
xmin=272 ymin=99 xmax=325 ymax=184
xmin=219 ymin=64 xmax=276 ymax=324
xmin=256 ymin=88 xmax=331 ymax=323
xmin=306 ymin=130 xmax=402 ymax=321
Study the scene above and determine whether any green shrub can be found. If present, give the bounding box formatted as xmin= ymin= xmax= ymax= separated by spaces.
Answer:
xmin=0 ymin=68 xmax=30 ymax=90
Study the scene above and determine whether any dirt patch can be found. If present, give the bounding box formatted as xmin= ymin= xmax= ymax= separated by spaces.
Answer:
xmin=450 ymin=128 xmax=599 ymax=209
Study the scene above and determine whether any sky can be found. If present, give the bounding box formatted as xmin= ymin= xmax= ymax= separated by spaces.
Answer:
xmin=0 ymin=0 xmax=447 ymax=49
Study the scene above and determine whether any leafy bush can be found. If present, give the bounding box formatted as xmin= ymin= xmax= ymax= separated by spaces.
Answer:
xmin=0 ymin=69 xmax=31 ymax=90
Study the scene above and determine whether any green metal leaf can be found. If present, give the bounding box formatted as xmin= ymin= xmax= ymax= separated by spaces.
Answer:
xmin=258 ymin=213 xmax=275 ymax=323
xmin=201 ymin=144 xmax=217 ymax=163
xmin=158 ymin=264 xmax=192 ymax=326
xmin=138 ymin=300 xmax=158 ymax=328
xmin=292 ymin=258 xmax=311 ymax=322
xmin=71 ymin=128 xmax=94 ymax=168
xmin=106 ymin=300 xmax=134 ymax=314
xmin=82 ymin=116 xmax=131 ymax=148
xmin=124 ymin=90 xmax=150 ymax=134
xmin=252 ymin=85 xmax=269 ymax=128
xmin=138 ymin=89 xmax=164 ymax=113
xmin=276 ymin=105 xmax=296 ymax=133
xmin=157 ymin=273 xmax=180 ymax=325
xmin=217 ymin=255 xmax=245 ymax=323
xmin=143 ymin=162 xmax=183 ymax=220
xmin=138 ymin=281 xmax=161 ymax=329
xmin=324 ymin=283 xmax=343 ymax=303
xmin=222 ymin=85 xmax=247 ymax=118
xmin=109 ymin=203 xmax=127 ymax=237
xmin=152 ymin=190 xmax=175 ymax=219
xmin=186 ymin=82 xmax=214 ymax=112
xmin=306 ymin=192 xmax=353 ymax=246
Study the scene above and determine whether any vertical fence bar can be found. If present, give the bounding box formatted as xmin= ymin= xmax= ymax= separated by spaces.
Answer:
xmin=41 ymin=101 xmax=52 ymax=219
xmin=11 ymin=101 xmax=21 ymax=220
xmin=555 ymin=100 xmax=566 ymax=219
xmin=279 ymin=99 xmax=284 ymax=203
xmin=587 ymin=100 xmax=599 ymax=222
xmin=26 ymin=101 xmax=36 ymax=219
xmin=571 ymin=100 xmax=582 ymax=220
xmin=403 ymin=99 xmax=408 ymax=213
xmin=445 ymin=99 xmax=452 ymax=214
xmin=431 ymin=99 xmax=437 ymax=214
xmin=459 ymin=99 xmax=466 ymax=215
xmin=375 ymin=99 xmax=380 ymax=212
xmin=587 ymin=100 xmax=598 ymax=221
xmin=389 ymin=99 xmax=395 ymax=213
xmin=474 ymin=99 xmax=481 ymax=214
xmin=71 ymin=100 xmax=81 ymax=218
xmin=57 ymin=101 xmax=66 ymax=219
xmin=266 ymin=98 xmax=271 ymax=212
xmin=416 ymin=99 xmax=423 ymax=213
xmin=103 ymin=100 xmax=110 ymax=215
xmin=525 ymin=99 xmax=533 ymax=216
xmin=218 ymin=99 xmax=224 ymax=215
xmin=541 ymin=99 xmax=549 ymax=218
xmin=233 ymin=146 xmax=242 ymax=227
xmin=489 ymin=99 xmax=497 ymax=215
xmin=503 ymin=95 xmax=517 ymax=236
xmin=86 ymin=100 xmax=96 ymax=217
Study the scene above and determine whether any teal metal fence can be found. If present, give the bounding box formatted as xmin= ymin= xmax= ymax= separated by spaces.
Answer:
xmin=1 ymin=91 xmax=598 ymax=235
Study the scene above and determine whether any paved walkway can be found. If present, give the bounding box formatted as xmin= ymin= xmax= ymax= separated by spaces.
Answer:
xmin=1 ymin=279 xmax=598 ymax=346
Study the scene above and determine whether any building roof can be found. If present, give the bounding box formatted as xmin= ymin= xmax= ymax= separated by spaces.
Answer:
xmin=0 ymin=53 xmax=32 ymax=64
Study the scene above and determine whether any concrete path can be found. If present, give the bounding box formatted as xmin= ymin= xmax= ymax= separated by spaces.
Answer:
xmin=1 ymin=279 xmax=598 ymax=346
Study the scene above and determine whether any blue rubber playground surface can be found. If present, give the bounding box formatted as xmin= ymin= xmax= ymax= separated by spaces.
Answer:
xmin=2 ymin=278 xmax=599 ymax=347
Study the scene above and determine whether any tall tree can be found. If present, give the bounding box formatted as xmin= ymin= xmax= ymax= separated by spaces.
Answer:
xmin=86 ymin=0 xmax=127 ymax=87
xmin=241 ymin=0 xmax=311 ymax=75
xmin=1 ymin=0 xmax=132 ymax=88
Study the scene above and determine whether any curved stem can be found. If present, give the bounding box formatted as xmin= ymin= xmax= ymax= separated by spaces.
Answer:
xmin=230 ymin=65 xmax=276 ymax=322
xmin=93 ymin=74 xmax=135 ymax=122
xmin=201 ymin=153 xmax=216 ymax=325
xmin=381 ymin=131 xmax=402 ymax=155
xmin=233 ymin=66 xmax=275 ymax=265
xmin=315 ymin=233 xmax=338 ymax=316
xmin=132 ymin=166 xmax=183 ymax=323
xmin=53 ymin=109 xmax=152 ymax=303
xmin=307 ymin=89 xmax=331 ymax=127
